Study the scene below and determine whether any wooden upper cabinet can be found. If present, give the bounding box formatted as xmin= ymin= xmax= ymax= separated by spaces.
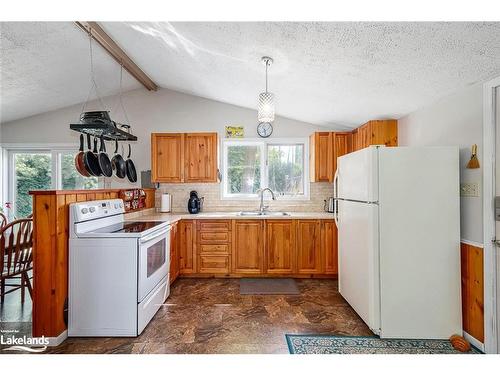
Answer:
xmin=184 ymin=133 xmax=218 ymax=182
xmin=151 ymin=133 xmax=184 ymax=183
xmin=151 ymin=132 xmax=218 ymax=183
xmin=232 ymin=220 xmax=264 ymax=274
xmin=321 ymin=220 xmax=338 ymax=275
xmin=310 ymin=132 xmax=333 ymax=182
xmin=265 ymin=220 xmax=296 ymax=274
xmin=296 ymin=220 xmax=322 ymax=274
xmin=332 ymin=132 xmax=352 ymax=174
xmin=369 ymin=120 xmax=398 ymax=147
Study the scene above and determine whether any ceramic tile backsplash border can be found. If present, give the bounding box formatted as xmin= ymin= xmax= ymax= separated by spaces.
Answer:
xmin=155 ymin=182 xmax=333 ymax=213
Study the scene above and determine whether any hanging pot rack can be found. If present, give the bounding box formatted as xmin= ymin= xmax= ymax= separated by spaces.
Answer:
xmin=70 ymin=121 xmax=137 ymax=142
xmin=70 ymin=26 xmax=137 ymax=142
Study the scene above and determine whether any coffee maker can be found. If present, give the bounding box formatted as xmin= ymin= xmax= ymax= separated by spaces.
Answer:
xmin=187 ymin=191 xmax=204 ymax=214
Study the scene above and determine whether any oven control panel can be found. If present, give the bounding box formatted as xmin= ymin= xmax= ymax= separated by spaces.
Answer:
xmin=72 ymin=199 xmax=125 ymax=223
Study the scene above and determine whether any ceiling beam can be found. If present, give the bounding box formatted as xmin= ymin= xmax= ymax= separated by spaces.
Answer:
xmin=75 ymin=21 xmax=158 ymax=91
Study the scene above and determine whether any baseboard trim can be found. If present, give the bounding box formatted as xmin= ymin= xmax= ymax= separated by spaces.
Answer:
xmin=460 ymin=239 xmax=484 ymax=248
xmin=44 ymin=330 xmax=68 ymax=347
xmin=464 ymin=331 xmax=485 ymax=352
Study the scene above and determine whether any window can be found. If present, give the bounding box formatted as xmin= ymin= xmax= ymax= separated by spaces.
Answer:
xmin=13 ymin=152 xmax=52 ymax=218
xmin=267 ymin=144 xmax=304 ymax=196
xmin=222 ymin=139 xmax=309 ymax=199
xmin=6 ymin=148 xmax=99 ymax=218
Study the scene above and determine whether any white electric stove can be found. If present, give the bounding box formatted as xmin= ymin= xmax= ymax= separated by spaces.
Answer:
xmin=68 ymin=199 xmax=170 ymax=337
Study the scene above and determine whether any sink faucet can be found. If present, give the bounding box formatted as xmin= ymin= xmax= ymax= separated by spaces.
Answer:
xmin=256 ymin=188 xmax=276 ymax=213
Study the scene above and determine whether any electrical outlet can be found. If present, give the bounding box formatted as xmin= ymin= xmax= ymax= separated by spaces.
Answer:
xmin=460 ymin=182 xmax=480 ymax=197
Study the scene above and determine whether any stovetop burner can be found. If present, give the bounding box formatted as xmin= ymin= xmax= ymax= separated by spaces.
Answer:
xmin=90 ymin=221 xmax=166 ymax=234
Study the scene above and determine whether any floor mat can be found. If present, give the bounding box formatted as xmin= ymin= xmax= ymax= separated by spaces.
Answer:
xmin=240 ymin=278 xmax=300 ymax=295
xmin=285 ymin=334 xmax=481 ymax=354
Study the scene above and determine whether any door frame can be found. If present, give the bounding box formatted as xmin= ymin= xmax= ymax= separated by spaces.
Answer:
xmin=482 ymin=75 xmax=500 ymax=354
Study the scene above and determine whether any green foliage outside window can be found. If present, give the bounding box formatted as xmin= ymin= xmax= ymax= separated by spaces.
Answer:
xmin=14 ymin=154 xmax=52 ymax=218
xmin=225 ymin=143 xmax=305 ymax=197
xmin=227 ymin=145 xmax=261 ymax=194
xmin=268 ymin=145 xmax=304 ymax=195
xmin=13 ymin=152 xmax=98 ymax=218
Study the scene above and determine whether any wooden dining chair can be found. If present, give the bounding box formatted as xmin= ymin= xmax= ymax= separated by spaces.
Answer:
xmin=0 ymin=218 xmax=33 ymax=304
xmin=0 ymin=212 xmax=7 ymax=229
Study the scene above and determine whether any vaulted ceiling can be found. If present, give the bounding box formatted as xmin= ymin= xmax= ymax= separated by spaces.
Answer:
xmin=2 ymin=22 xmax=500 ymax=127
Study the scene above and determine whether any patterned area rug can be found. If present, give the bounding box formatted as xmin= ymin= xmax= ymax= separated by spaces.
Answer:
xmin=286 ymin=334 xmax=481 ymax=354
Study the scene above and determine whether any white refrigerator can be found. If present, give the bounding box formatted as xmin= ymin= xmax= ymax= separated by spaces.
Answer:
xmin=334 ymin=146 xmax=462 ymax=339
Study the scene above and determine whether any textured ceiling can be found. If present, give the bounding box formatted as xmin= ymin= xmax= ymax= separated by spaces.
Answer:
xmin=0 ymin=22 xmax=140 ymax=124
xmin=2 ymin=22 xmax=500 ymax=127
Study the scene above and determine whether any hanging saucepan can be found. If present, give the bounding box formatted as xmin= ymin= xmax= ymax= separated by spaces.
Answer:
xmin=75 ymin=134 xmax=90 ymax=177
xmin=111 ymin=139 xmax=126 ymax=179
xmin=125 ymin=144 xmax=137 ymax=183
xmin=83 ymin=134 xmax=101 ymax=176
xmin=98 ymin=135 xmax=113 ymax=178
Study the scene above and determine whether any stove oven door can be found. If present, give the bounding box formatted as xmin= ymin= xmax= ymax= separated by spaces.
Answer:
xmin=138 ymin=225 xmax=170 ymax=302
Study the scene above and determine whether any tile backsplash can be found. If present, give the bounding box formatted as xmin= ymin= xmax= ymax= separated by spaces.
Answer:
xmin=155 ymin=182 xmax=334 ymax=213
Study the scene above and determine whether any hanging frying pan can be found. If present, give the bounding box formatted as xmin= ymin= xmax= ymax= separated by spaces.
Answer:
xmin=83 ymin=134 xmax=101 ymax=176
xmin=125 ymin=144 xmax=137 ymax=183
xmin=75 ymin=134 xmax=90 ymax=177
xmin=98 ymin=135 xmax=113 ymax=178
xmin=111 ymin=139 xmax=126 ymax=179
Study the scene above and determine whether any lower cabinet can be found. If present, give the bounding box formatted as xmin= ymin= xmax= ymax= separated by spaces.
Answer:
xmin=176 ymin=218 xmax=337 ymax=278
xmin=197 ymin=220 xmax=231 ymax=274
xmin=169 ymin=221 xmax=180 ymax=284
xmin=296 ymin=220 xmax=322 ymax=274
xmin=265 ymin=220 xmax=296 ymax=274
xmin=231 ymin=220 xmax=264 ymax=274
xmin=198 ymin=254 xmax=230 ymax=274
xmin=179 ymin=220 xmax=196 ymax=274
xmin=321 ymin=220 xmax=337 ymax=275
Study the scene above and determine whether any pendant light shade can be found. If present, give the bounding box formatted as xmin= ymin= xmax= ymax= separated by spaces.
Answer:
xmin=258 ymin=56 xmax=275 ymax=123
xmin=258 ymin=92 xmax=275 ymax=122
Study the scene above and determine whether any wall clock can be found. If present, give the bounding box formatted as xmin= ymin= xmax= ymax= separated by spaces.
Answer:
xmin=257 ymin=122 xmax=273 ymax=138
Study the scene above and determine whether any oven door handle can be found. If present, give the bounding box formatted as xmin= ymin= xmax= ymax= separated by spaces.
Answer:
xmin=140 ymin=226 xmax=170 ymax=243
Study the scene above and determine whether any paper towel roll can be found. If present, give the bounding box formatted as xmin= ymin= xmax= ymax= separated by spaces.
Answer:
xmin=160 ymin=193 xmax=171 ymax=213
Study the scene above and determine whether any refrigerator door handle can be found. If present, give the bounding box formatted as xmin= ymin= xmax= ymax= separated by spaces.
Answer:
xmin=333 ymin=168 xmax=339 ymax=200
xmin=334 ymin=198 xmax=339 ymax=228
xmin=333 ymin=168 xmax=340 ymax=227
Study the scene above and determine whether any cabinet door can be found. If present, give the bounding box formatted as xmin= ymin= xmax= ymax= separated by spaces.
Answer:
xmin=265 ymin=220 xmax=295 ymax=274
xmin=310 ymin=132 xmax=333 ymax=182
xmin=321 ymin=220 xmax=338 ymax=275
xmin=232 ymin=220 xmax=264 ymax=274
xmin=179 ymin=220 xmax=196 ymax=274
xmin=332 ymin=132 xmax=352 ymax=174
xmin=369 ymin=120 xmax=398 ymax=147
xmin=169 ymin=221 xmax=179 ymax=283
xmin=184 ymin=133 xmax=218 ymax=182
xmin=151 ymin=133 xmax=184 ymax=182
xmin=296 ymin=220 xmax=322 ymax=274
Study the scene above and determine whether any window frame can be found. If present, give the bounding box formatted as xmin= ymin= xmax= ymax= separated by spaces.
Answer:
xmin=2 ymin=144 xmax=102 ymax=217
xmin=220 ymin=138 xmax=310 ymax=200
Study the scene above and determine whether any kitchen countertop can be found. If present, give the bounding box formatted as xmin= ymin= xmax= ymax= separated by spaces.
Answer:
xmin=125 ymin=209 xmax=334 ymax=224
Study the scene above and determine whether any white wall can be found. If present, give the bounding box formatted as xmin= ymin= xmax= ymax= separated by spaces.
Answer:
xmin=1 ymin=87 xmax=335 ymax=190
xmin=398 ymin=83 xmax=483 ymax=244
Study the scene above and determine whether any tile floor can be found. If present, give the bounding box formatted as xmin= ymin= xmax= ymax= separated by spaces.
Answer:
xmin=45 ymin=278 xmax=371 ymax=354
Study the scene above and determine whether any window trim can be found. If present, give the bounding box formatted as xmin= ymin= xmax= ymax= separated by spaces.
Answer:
xmin=220 ymin=138 xmax=310 ymax=201
xmin=2 ymin=143 xmax=102 ymax=217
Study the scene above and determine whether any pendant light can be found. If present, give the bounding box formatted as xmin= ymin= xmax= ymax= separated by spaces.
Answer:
xmin=258 ymin=56 xmax=275 ymax=123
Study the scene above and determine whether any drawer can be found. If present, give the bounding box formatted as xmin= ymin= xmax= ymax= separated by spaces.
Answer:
xmin=198 ymin=255 xmax=230 ymax=273
xmin=199 ymin=231 xmax=230 ymax=243
xmin=199 ymin=243 xmax=230 ymax=254
xmin=198 ymin=220 xmax=231 ymax=232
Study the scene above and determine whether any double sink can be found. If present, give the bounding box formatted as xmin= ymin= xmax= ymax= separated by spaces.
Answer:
xmin=237 ymin=211 xmax=290 ymax=217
